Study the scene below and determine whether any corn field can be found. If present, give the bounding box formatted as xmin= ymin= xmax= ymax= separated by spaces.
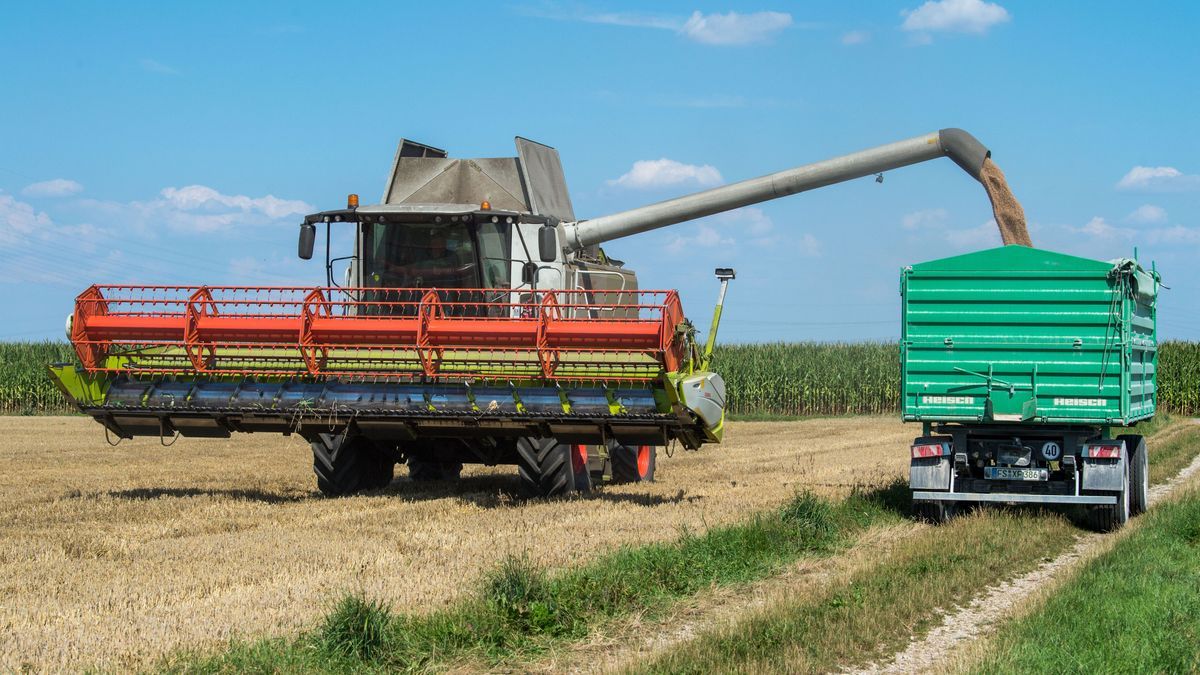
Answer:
xmin=0 ymin=341 xmax=1197 ymax=417
xmin=0 ymin=342 xmax=77 ymax=415
xmin=711 ymin=342 xmax=901 ymax=417
xmin=1158 ymin=341 xmax=1200 ymax=416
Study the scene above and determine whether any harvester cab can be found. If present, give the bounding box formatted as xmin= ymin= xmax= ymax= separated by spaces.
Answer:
xmin=52 ymin=128 xmax=1003 ymax=498
xmin=300 ymin=136 xmax=635 ymax=304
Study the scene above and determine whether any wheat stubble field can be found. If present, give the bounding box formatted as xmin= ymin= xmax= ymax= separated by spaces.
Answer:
xmin=0 ymin=416 xmax=910 ymax=672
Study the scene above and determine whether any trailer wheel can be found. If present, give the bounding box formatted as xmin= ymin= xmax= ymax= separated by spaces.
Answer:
xmin=1119 ymin=434 xmax=1148 ymax=515
xmin=915 ymin=500 xmax=956 ymax=524
xmin=516 ymin=438 xmax=589 ymax=497
xmin=311 ymin=433 xmax=389 ymax=496
xmin=1088 ymin=458 xmax=1131 ymax=532
xmin=408 ymin=460 xmax=463 ymax=482
xmin=610 ymin=443 xmax=656 ymax=483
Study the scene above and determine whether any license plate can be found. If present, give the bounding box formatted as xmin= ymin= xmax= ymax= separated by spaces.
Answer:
xmin=985 ymin=466 xmax=1048 ymax=481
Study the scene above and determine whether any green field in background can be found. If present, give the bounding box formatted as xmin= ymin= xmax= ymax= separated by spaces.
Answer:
xmin=2 ymin=341 xmax=1197 ymax=416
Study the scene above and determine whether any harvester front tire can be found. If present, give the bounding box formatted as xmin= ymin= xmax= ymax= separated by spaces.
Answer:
xmin=311 ymin=434 xmax=389 ymax=496
xmin=1119 ymin=434 xmax=1148 ymax=515
xmin=572 ymin=445 xmax=593 ymax=492
xmin=610 ymin=443 xmax=656 ymax=483
xmin=516 ymin=438 xmax=588 ymax=497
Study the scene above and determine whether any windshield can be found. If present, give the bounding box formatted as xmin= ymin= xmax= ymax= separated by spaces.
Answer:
xmin=364 ymin=221 xmax=476 ymax=288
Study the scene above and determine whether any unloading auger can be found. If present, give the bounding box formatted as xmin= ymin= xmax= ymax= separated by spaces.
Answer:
xmin=50 ymin=129 xmax=995 ymax=497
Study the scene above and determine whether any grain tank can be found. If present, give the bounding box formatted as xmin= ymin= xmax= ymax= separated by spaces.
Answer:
xmin=902 ymin=246 xmax=1160 ymax=530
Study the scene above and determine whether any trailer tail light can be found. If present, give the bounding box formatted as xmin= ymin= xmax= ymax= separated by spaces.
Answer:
xmin=911 ymin=442 xmax=949 ymax=458
xmin=1084 ymin=443 xmax=1123 ymax=459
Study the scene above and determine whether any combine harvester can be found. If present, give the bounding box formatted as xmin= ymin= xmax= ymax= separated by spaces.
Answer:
xmin=53 ymin=129 xmax=1002 ymax=497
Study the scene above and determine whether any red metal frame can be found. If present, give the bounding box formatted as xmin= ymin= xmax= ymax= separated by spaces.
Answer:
xmin=69 ymin=285 xmax=689 ymax=382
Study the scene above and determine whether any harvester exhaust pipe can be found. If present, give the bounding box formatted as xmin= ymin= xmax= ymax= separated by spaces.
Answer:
xmin=562 ymin=129 xmax=993 ymax=252
xmin=702 ymin=268 xmax=736 ymax=371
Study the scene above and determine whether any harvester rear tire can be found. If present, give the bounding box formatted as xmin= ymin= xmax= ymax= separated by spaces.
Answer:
xmin=516 ymin=438 xmax=588 ymax=497
xmin=1119 ymin=434 xmax=1148 ymax=515
xmin=365 ymin=453 xmax=396 ymax=490
xmin=610 ymin=443 xmax=656 ymax=483
xmin=408 ymin=460 xmax=463 ymax=482
xmin=311 ymin=433 xmax=389 ymax=497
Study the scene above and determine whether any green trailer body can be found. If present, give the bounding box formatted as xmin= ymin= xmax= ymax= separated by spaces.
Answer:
xmin=901 ymin=245 xmax=1158 ymax=427
xmin=902 ymin=246 xmax=1161 ymax=531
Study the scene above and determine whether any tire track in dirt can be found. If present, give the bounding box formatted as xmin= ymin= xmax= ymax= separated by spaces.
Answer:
xmin=520 ymin=523 xmax=919 ymax=674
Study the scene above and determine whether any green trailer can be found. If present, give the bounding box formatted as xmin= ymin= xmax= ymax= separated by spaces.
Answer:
xmin=900 ymin=245 xmax=1160 ymax=530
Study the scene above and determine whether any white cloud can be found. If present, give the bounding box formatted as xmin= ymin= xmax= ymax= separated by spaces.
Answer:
xmin=140 ymin=58 xmax=179 ymax=75
xmin=77 ymin=184 xmax=313 ymax=234
xmin=901 ymin=0 xmax=1010 ymax=36
xmin=0 ymin=194 xmax=53 ymax=242
xmin=1146 ymin=226 xmax=1200 ymax=245
xmin=522 ymin=6 xmax=793 ymax=46
xmin=1068 ymin=216 xmax=1134 ymax=241
xmin=841 ymin=30 xmax=870 ymax=45
xmin=1125 ymin=204 xmax=1168 ymax=225
xmin=159 ymin=185 xmax=312 ymax=220
xmin=797 ymin=233 xmax=822 ymax=257
xmin=22 ymin=178 xmax=83 ymax=198
xmin=0 ymin=192 xmax=114 ymax=284
xmin=713 ymin=207 xmax=773 ymax=235
xmin=535 ymin=9 xmax=679 ymax=30
xmin=680 ymin=11 xmax=793 ymax=45
xmin=665 ymin=223 xmax=734 ymax=254
xmin=944 ymin=220 xmax=1001 ymax=249
xmin=608 ymin=158 xmax=723 ymax=190
xmin=901 ymin=208 xmax=949 ymax=230
xmin=1116 ymin=166 xmax=1200 ymax=192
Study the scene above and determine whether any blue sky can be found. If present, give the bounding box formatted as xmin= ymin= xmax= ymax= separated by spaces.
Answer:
xmin=2 ymin=1 xmax=1198 ymax=342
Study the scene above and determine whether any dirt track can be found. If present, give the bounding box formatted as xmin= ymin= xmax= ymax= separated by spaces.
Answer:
xmin=0 ymin=416 xmax=911 ymax=672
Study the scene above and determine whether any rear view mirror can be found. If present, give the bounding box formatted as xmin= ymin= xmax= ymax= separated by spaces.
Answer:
xmin=538 ymin=225 xmax=558 ymax=263
xmin=298 ymin=222 xmax=316 ymax=260
xmin=522 ymin=261 xmax=538 ymax=284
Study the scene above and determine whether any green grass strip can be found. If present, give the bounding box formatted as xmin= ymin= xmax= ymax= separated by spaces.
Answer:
xmin=634 ymin=510 xmax=1078 ymax=674
xmin=970 ymin=489 xmax=1200 ymax=673
xmin=163 ymin=486 xmax=906 ymax=673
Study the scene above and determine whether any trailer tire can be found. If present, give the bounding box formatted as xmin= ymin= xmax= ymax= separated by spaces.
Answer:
xmin=516 ymin=438 xmax=588 ymax=497
xmin=1088 ymin=458 xmax=1131 ymax=532
xmin=915 ymin=500 xmax=956 ymax=525
xmin=610 ymin=443 xmax=656 ymax=483
xmin=311 ymin=433 xmax=387 ymax=496
xmin=1119 ymin=434 xmax=1148 ymax=516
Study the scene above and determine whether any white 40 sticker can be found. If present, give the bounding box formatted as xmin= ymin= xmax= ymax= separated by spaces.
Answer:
xmin=1041 ymin=442 xmax=1061 ymax=460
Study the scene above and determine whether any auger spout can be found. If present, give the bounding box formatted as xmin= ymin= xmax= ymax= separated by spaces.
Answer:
xmin=561 ymin=128 xmax=991 ymax=252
